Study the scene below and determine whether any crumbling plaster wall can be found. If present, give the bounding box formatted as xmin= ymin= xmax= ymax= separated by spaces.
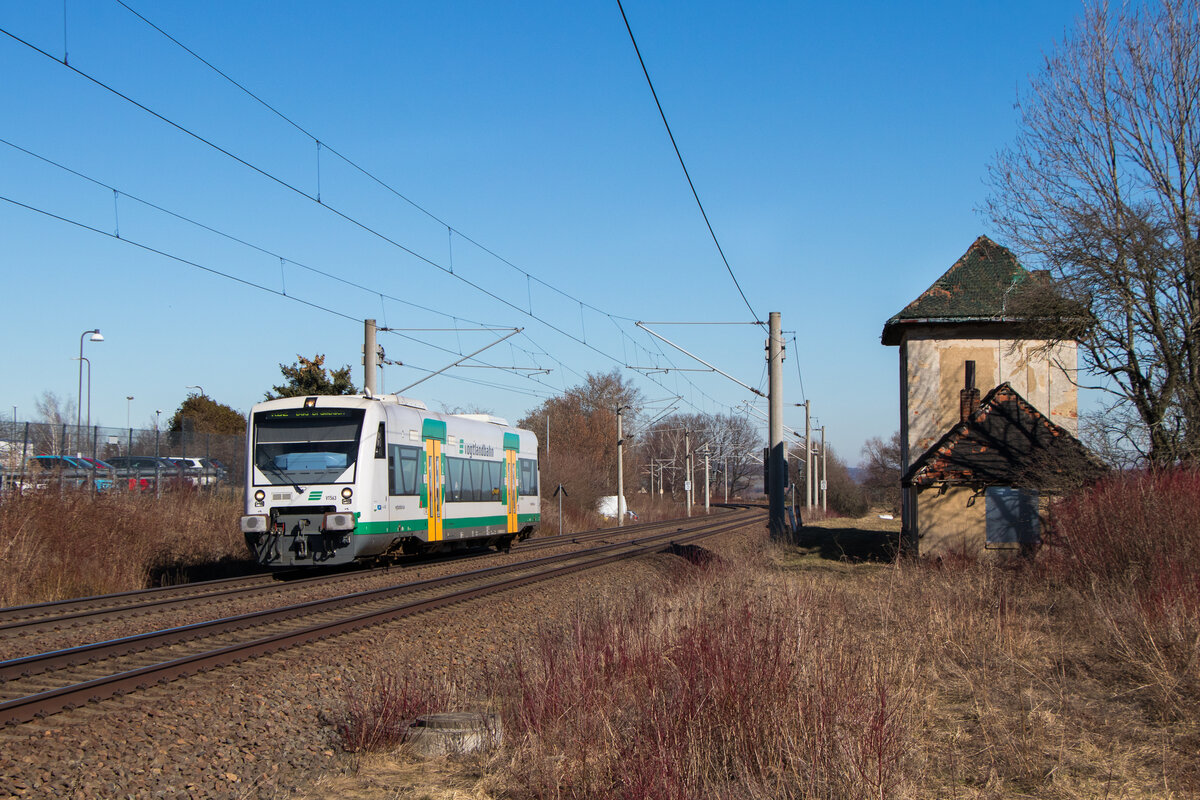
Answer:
xmin=901 ymin=330 xmax=1078 ymax=466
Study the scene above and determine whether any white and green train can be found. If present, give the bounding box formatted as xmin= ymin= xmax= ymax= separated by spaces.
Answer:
xmin=239 ymin=394 xmax=540 ymax=567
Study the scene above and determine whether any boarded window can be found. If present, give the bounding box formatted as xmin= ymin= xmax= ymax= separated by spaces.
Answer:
xmin=985 ymin=487 xmax=1040 ymax=547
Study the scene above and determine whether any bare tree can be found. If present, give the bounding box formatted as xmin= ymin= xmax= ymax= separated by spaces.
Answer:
xmin=641 ymin=412 xmax=761 ymax=498
xmin=824 ymin=445 xmax=868 ymax=518
xmin=1079 ymin=401 xmax=1148 ymax=469
xmin=32 ymin=391 xmax=78 ymax=456
xmin=986 ymin=0 xmax=1200 ymax=464
xmin=861 ymin=431 xmax=902 ymax=512
xmin=518 ymin=370 xmax=643 ymax=514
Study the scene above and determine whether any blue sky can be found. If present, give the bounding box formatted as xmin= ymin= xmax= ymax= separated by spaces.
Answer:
xmin=1 ymin=1 xmax=1086 ymax=459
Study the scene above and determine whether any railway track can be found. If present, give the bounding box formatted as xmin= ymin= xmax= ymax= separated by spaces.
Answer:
xmin=0 ymin=508 xmax=737 ymax=640
xmin=0 ymin=506 xmax=762 ymax=726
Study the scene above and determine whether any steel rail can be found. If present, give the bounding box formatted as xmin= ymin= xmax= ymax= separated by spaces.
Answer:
xmin=0 ymin=509 xmax=737 ymax=635
xmin=0 ymin=511 xmax=754 ymax=682
xmin=0 ymin=510 xmax=760 ymax=725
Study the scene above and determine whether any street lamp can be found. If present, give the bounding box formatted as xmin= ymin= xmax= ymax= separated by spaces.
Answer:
xmin=155 ymin=409 xmax=162 ymax=430
xmin=126 ymin=396 xmax=134 ymax=430
xmin=186 ymin=385 xmax=205 ymax=397
xmin=76 ymin=329 xmax=103 ymax=430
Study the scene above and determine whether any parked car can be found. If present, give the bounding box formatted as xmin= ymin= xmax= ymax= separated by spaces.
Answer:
xmin=161 ymin=457 xmax=228 ymax=487
xmin=105 ymin=456 xmax=188 ymax=491
xmin=199 ymin=458 xmax=229 ymax=483
xmin=22 ymin=455 xmax=113 ymax=491
xmin=76 ymin=456 xmax=116 ymax=474
xmin=164 ymin=458 xmax=205 ymax=487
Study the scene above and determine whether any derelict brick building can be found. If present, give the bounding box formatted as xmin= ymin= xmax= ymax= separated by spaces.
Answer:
xmin=881 ymin=235 xmax=1095 ymax=554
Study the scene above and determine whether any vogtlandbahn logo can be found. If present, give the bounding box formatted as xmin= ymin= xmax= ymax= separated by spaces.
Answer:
xmin=308 ymin=490 xmax=322 ymax=501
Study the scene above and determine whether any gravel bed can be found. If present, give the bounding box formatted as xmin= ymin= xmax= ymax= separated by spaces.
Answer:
xmin=0 ymin=521 xmax=763 ymax=799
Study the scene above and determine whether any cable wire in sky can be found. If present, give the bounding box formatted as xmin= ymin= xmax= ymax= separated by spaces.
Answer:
xmin=615 ymin=0 xmax=761 ymax=325
xmin=0 ymin=191 xmax=565 ymax=402
xmin=1 ymin=15 xmax=750 ymax=421
xmin=112 ymin=0 xmax=640 ymax=324
xmin=105 ymin=1 xmax=746 ymax=407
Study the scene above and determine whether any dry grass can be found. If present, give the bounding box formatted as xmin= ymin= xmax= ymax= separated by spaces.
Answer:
xmin=484 ymin=559 xmax=914 ymax=800
xmin=0 ymin=488 xmax=247 ymax=606
xmin=334 ymin=474 xmax=1199 ymax=799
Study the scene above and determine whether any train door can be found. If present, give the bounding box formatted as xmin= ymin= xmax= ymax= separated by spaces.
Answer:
xmin=503 ymin=432 xmax=519 ymax=534
xmin=422 ymin=419 xmax=446 ymax=542
xmin=425 ymin=438 xmax=443 ymax=541
xmin=505 ymin=449 xmax=518 ymax=533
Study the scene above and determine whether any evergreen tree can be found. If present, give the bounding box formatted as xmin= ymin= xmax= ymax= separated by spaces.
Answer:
xmin=266 ymin=354 xmax=357 ymax=399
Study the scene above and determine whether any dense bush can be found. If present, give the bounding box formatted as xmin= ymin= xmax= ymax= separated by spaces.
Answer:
xmin=491 ymin=570 xmax=909 ymax=800
xmin=1045 ymin=469 xmax=1200 ymax=718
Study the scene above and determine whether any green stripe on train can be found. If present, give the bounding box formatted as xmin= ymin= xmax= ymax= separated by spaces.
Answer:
xmin=353 ymin=513 xmax=540 ymax=535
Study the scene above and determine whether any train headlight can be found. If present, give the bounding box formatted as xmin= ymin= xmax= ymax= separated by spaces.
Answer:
xmin=340 ymin=487 xmax=353 ymax=504
xmin=254 ymin=489 xmax=265 ymax=507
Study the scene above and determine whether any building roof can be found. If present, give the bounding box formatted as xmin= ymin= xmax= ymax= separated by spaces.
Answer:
xmin=902 ymin=382 xmax=1106 ymax=490
xmin=881 ymin=236 xmax=1056 ymax=346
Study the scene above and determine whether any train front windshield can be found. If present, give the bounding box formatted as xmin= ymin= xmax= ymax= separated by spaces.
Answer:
xmin=253 ymin=407 xmax=365 ymax=486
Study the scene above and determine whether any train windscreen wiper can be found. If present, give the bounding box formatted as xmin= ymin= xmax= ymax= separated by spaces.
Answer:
xmin=260 ymin=460 xmax=303 ymax=494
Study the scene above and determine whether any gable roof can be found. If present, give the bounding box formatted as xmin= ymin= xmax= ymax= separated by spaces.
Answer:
xmin=881 ymin=236 xmax=1056 ymax=345
xmin=902 ymin=382 xmax=1106 ymax=490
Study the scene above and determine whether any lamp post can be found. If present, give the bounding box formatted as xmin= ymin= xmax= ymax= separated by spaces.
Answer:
xmin=155 ymin=409 xmax=162 ymax=431
xmin=186 ymin=385 xmax=205 ymax=397
xmin=126 ymin=396 xmax=134 ymax=430
xmin=76 ymin=329 xmax=103 ymax=431
xmin=80 ymin=356 xmax=92 ymax=432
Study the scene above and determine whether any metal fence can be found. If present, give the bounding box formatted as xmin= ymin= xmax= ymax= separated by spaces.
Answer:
xmin=1 ymin=419 xmax=245 ymax=493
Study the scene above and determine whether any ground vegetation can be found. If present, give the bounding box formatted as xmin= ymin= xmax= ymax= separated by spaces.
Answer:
xmin=332 ymin=469 xmax=1198 ymax=799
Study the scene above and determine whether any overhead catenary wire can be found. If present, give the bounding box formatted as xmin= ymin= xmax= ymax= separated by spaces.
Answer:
xmin=0 ymin=132 xmax=569 ymax=385
xmin=0 ymin=136 xmax=511 ymax=332
xmin=111 ymin=0 xmax=641 ymax=325
xmin=615 ymin=0 xmax=761 ymax=325
xmin=101 ymin=2 xmax=738 ymax=409
xmin=0 ymin=190 xmax=564 ymax=400
xmin=1 ymin=15 xmax=740 ymax=420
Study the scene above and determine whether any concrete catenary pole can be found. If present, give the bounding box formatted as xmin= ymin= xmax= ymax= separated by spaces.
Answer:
xmin=821 ymin=425 xmax=828 ymax=514
xmin=804 ymin=400 xmax=812 ymax=511
xmin=616 ymin=406 xmax=625 ymax=527
xmin=684 ymin=430 xmax=692 ymax=517
xmin=364 ymin=318 xmax=378 ymax=395
xmin=704 ymin=451 xmax=710 ymax=513
xmin=767 ymin=311 xmax=787 ymax=538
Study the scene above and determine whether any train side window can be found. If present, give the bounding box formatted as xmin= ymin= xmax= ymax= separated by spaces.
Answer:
xmin=388 ymin=445 xmax=421 ymax=495
xmin=460 ymin=458 xmax=476 ymax=501
xmin=485 ymin=460 xmax=502 ymax=499
xmin=468 ymin=460 xmax=486 ymax=502
xmin=374 ymin=423 xmax=386 ymax=459
xmin=446 ymin=456 xmax=465 ymax=502
xmin=519 ymin=458 xmax=538 ymax=495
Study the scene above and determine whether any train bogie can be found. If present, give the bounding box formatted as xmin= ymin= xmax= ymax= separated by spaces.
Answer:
xmin=240 ymin=395 xmax=539 ymax=567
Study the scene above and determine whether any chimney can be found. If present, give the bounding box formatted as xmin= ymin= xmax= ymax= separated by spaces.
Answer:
xmin=960 ymin=360 xmax=980 ymax=422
